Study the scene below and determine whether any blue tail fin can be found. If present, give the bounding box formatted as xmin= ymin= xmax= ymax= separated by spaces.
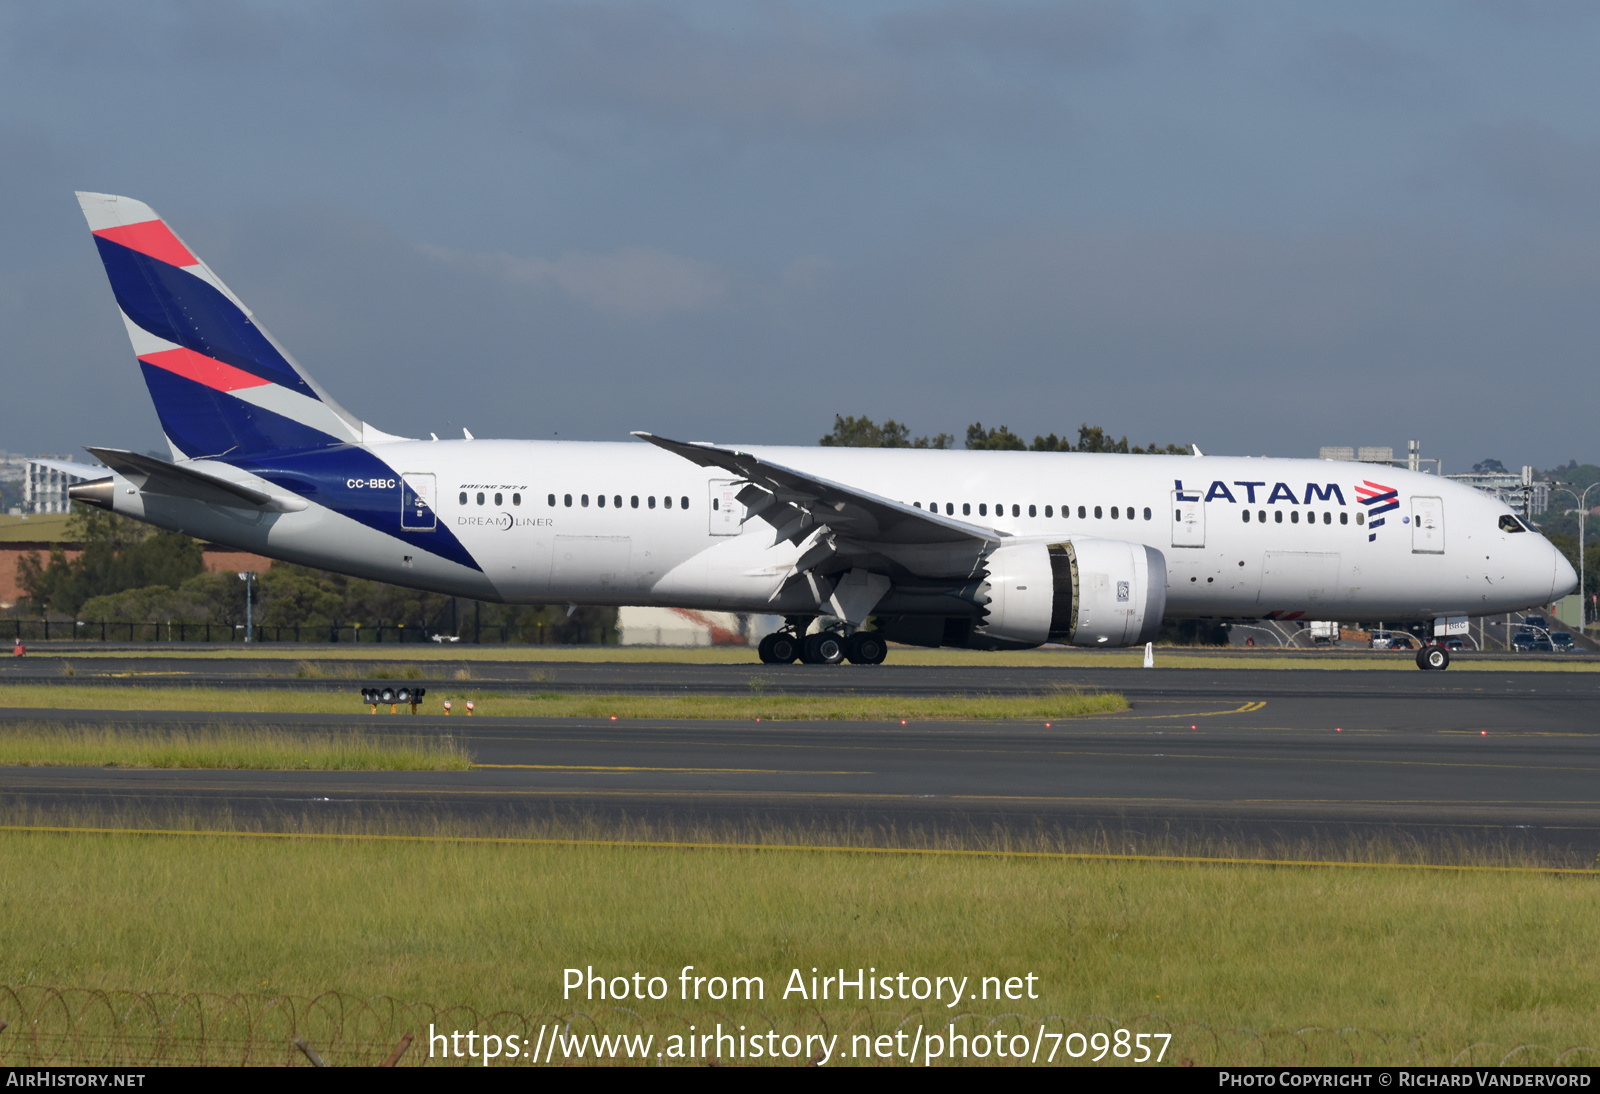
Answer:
xmin=77 ymin=192 xmax=367 ymax=459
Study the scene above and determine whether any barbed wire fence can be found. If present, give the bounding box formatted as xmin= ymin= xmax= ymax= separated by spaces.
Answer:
xmin=0 ymin=987 xmax=1596 ymax=1066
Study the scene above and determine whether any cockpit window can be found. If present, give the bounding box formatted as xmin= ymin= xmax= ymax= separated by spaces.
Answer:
xmin=1498 ymin=514 xmax=1526 ymax=533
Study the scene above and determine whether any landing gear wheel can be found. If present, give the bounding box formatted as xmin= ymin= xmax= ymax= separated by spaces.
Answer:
xmin=844 ymin=632 xmax=888 ymax=665
xmin=801 ymin=632 xmax=846 ymax=665
xmin=760 ymin=632 xmax=801 ymax=664
xmin=1417 ymin=645 xmax=1449 ymax=671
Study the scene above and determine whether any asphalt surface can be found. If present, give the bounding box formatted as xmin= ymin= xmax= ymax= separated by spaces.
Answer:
xmin=3 ymin=665 xmax=1598 ymax=859
xmin=2 ymin=652 xmax=1598 ymax=700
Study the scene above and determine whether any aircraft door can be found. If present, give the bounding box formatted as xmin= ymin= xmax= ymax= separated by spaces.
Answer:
xmin=708 ymin=479 xmax=743 ymax=535
xmin=1411 ymin=496 xmax=1444 ymax=554
xmin=401 ymin=473 xmax=437 ymax=531
xmin=1171 ymin=491 xmax=1205 ymax=548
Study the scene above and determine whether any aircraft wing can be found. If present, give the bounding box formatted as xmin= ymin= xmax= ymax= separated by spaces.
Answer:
xmin=634 ymin=432 xmax=1000 ymax=609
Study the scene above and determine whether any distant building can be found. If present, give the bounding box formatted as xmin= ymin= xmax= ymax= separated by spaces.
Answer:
xmin=24 ymin=458 xmax=103 ymax=514
xmin=1317 ymin=445 xmax=1399 ymax=464
xmin=618 ymin=607 xmax=782 ymax=647
xmin=1446 ymin=468 xmax=1548 ymax=517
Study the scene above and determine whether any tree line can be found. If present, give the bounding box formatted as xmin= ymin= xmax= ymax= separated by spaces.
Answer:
xmin=14 ymin=508 xmax=615 ymax=642
xmin=819 ymin=414 xmax=1188 ymax=454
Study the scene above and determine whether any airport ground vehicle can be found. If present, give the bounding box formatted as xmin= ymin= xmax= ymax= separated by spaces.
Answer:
xmin=1550 ymin=632 xmax=1576 ymax=652
xmin=65 ymin=192 xmax=1578 ymax=667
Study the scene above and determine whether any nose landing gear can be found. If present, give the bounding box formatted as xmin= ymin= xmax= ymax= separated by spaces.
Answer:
xmin=1416 ymin=645 xmax=1450 ymax=671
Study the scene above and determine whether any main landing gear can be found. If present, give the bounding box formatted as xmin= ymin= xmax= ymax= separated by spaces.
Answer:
xmin=1416 ymin=645 xmax=1450 ymax=671
xmin=758 ymin=625 xmax=888 ymax=665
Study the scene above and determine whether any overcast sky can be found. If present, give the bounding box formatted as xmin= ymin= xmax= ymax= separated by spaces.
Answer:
xmin=3 ymin=1 xmax=1598 ymax=470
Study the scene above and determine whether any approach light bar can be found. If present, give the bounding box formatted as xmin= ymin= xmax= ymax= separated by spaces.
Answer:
xmin=362 ymin=686 xmax=427 ymax=714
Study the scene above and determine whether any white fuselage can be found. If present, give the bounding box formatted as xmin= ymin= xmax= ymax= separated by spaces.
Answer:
xmin=108 ymin=441 xmax=1572 ymax=627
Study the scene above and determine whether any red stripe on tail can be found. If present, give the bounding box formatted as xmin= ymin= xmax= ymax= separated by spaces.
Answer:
xmin=93 ymin=219 xmax=197 ymax=268
xmin=139 ymin=346 xmax=271 ymax=392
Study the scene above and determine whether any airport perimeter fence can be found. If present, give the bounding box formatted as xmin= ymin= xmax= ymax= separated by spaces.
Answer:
xmin=1 ymin=986 xmax=1596 ymax=1067
xmin=3 ymin=619 xmax=555 ymax=645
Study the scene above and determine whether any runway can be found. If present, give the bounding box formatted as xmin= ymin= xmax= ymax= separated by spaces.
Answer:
xmin=2 ymin=653 xmax=1597 ymax=701
xmin=3 ymin=667 xmax=1599 ymax=859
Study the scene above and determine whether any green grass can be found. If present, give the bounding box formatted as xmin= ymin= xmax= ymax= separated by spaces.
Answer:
xmin=1 ymin=827 xmax=1597 ymax=1066
xmin=0 ymin=723 xmax=469 ymax=770
xmin=0 ymin=685 xmax=1128 ymax=721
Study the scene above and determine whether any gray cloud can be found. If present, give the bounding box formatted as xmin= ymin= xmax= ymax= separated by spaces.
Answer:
xmin=1467 ymin=121 xmax=1600 ymax=208
xmin=420 ymin=242 xmax=726 ymax=319
xmin=4 ymin=2 xmax=1600 ymax=472
xmin=879 ymin=1 xmax=1140 ymax=68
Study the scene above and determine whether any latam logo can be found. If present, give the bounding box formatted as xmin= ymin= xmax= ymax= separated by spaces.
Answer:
xmin=1354 ymin=480 xmax=1399 ymax=542
xmin=1175 ymin=480 xmax=1346 ymax=505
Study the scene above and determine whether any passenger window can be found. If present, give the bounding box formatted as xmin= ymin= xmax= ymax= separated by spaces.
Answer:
xmin=713 ymin=498 xmax=720 ymax=510
xmin=1143 ymin=507 xmax=1151 ymax=520
xmin=1013 ymin=504 xmax=1021 ymax=517
xmin=979 ymin=503 xmax=988 ymax=516
xmin=1258 ymin=510 xmax=1265 ymax=522
xmin=564 ymin=494 xmax=572 ymax=507
xmin=1094 ymin=506 xmax=1103 ymax=519
xmin=946 ymin=503 xmax=954 ymax=516
xmin=1274 ymin=510 xmax=1283 ymax=524
xmin=548 ymin=494 xmax=556 ymax=507
xmin=1356 ymin=512 xmax=1364 ymax=525
xmin=495 ymin=492 xmax=503 ymax=506
xmin=476 ymin=492 xmax=485 ymax=506
xmin=963 ymin=503 xmax=971 ymax=516
xmin=458 ymin=491 xmax=467 ymax=505
xmin=1323 ymin=512 xmax=1331 ymax=525
xmin=664 ymin=496 xmax=672 ymax=509
xmin=597 ymin=495 xmax=605 ymax=507
xmin=913 ymin=502 xmax=921 ymax=509
xmin=631 ymin=496 xmax=639 ymax=509
xmin=1498 ymin=514 xmax=1525 ymax=533
xmin=614 ymin=495 xmax=621 ymax=508
xmin=513 ymin=493 xmax=521 ymax=506
xmin=1110 ymin=506 xmax=1119 ymax=519
xmin=581 ymin=494 xmax=590 ymax=507
xmin=1078 ymin=506 xmax=1086 ymax=519
xmin=1291 ymin=511 xmax=1299 ymax=524
xmin=648 ymin=496 xmax=656 ymax=509
xmin=1027 ymin=504 xmax=1036 ymax=517
xmin=1340 ymin=512 xmax=1348 ymax=525
xmin=681 ymin=496 xmax=689 ymax=509
xmin=1243 ymin=510 xmax=1251 ymax=523
xmin=1044 ymin=505 xmax=1053 ymax=517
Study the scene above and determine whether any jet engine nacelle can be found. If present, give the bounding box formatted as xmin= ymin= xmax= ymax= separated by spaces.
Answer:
xmin=977 ymin=538 xmax=1167 ymax=648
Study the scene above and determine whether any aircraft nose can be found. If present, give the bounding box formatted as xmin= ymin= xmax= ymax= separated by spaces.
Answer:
xmin=1551 ymin=542 xmax=1578 ymax=601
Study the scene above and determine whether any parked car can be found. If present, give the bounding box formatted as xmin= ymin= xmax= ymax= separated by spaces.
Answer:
xmin=1523 ymin=616 xmax=1548 ymax=632
xmin=1371 ymin=630 xmax=1417 ymax=651
xmin=1550 ymin=632 xmax=1577 ymax=652
xmin=1444 ymin=638 xmax=1466 ymax=651
xmin=1513 ymin=634 xmax=1553 ymax=652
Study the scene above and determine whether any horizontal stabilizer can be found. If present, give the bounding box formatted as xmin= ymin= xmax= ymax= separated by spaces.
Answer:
xmin=85 ymin=448 xmax=306 ymax=512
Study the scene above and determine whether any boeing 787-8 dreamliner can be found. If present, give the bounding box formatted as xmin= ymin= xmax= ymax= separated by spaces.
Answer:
xmin=67 ymin=193 xmax=1576 ymax=669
